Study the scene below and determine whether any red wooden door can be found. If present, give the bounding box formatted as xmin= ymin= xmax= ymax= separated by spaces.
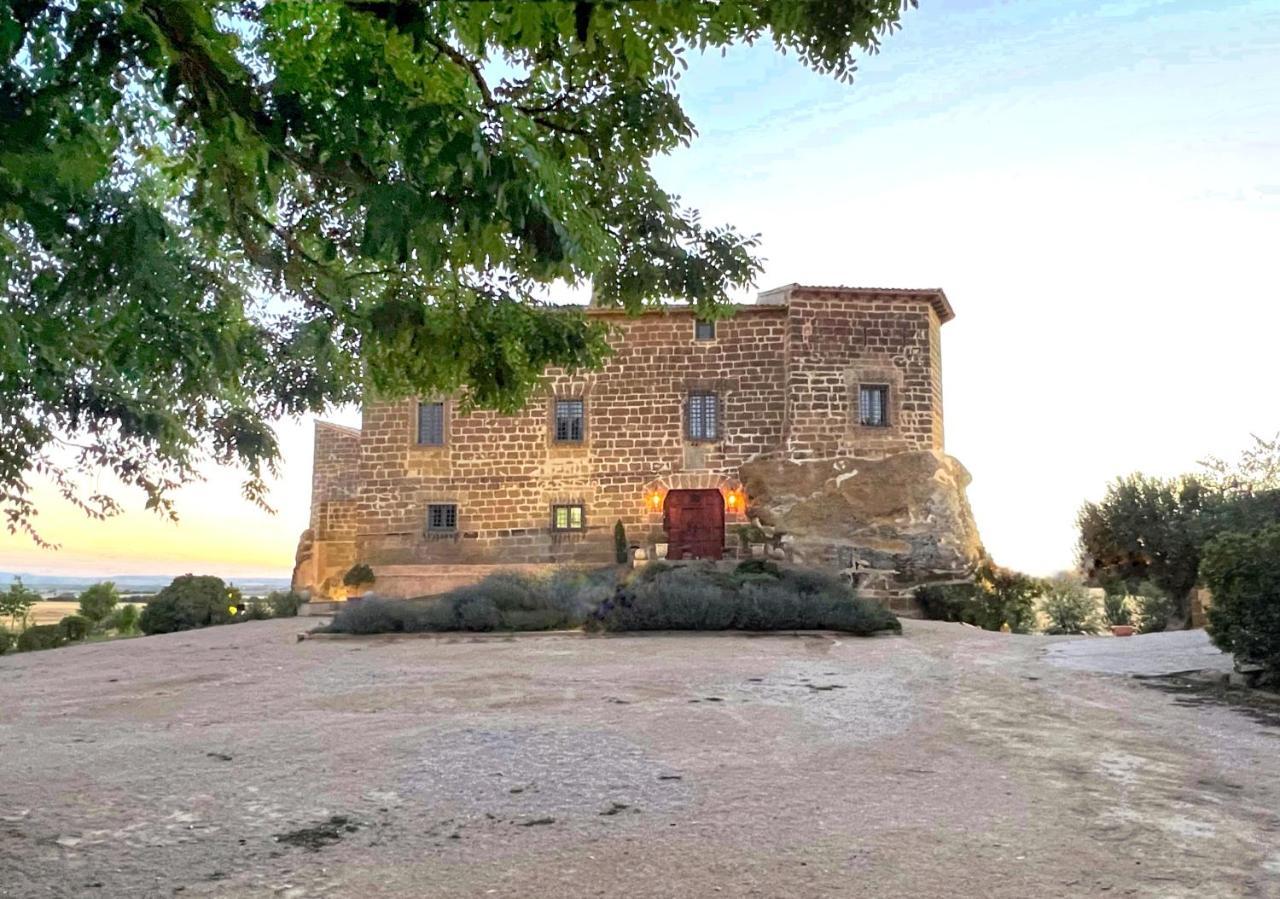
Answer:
xmin=663 ymin=489 xmax=725 ymax=560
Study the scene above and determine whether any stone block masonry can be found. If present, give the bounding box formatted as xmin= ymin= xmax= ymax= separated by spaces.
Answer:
xmin=293 ymin=283 xmax=982 ymax=608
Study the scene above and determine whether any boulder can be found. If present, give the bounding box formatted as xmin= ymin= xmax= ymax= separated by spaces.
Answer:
xmin=739 ymin=449 xmax=984 ymax=603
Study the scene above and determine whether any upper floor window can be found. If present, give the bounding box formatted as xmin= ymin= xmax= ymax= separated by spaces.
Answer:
xmin=554 ymin=398 xmax=584 ymax=442
xmin=694 ymin=319 xmax=716 ymax=340
xmin=859 ymin=385 xmax=890 ymax=427
xmin=427 ymin=503 xmax=457 ymax=533
xmin=417 ymin=401 xmax=445 ymax=445
xmin=551 ymin=504 xmax=585 ymax=531
xmin=687 ymin=391 xmax=719 ymax=441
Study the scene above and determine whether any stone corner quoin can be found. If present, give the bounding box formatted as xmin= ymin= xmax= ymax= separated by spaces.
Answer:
xmin=292 ymin=283 xmax=983 ymax=614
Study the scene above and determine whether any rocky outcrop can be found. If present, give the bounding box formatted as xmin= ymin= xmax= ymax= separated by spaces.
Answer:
xmin=739 ymin=449 xmax=984 ymax=606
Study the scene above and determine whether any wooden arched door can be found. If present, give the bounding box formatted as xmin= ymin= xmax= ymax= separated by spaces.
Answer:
xmin=663 ymin=489 xmax=725 ymax=560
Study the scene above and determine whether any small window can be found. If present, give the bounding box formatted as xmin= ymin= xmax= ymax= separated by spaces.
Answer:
xmin=859 ymin=385 xmax=890 ymax=427
xmin=554 ymin=398 xmax=584 ymax=442
xmin=551 ymin=504 xmax=585 ymax=531
xmin=694 ymin=319 xmax=716 ymax=340
xmin=417 ymin=401 xmax=445 ymax=445
xmin=427 ymin=504 xmax=457 ymax=532
xmin=687 ymin=391 xmax=719 ymax=440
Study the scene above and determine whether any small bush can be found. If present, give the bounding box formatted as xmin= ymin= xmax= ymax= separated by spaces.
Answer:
xmin=1134 ymin=582 xmax=1176 ymax=634
xmin=1102 ymin=591 xmax=1132 ymax=627
xmin=139 ymin=575 xmax=242 ymax=635
xmin=734 ymin=558 xmax=782 ymax=580
xmin=17 ymin=624 xmax=65 ymax=652
xmin=0 ymin=627 xmax=14 ymax=654
xmin=587 ymin=562 xmax=899 ymax=636
xmin=267 ymin=591 xmax=305 ymax=617
xmin=915 ymin=563 xmax=1043 ymax=633
xmin=1201 ymin=525 xmax=1280 ymax=681
xmin=77 ymin=581 xmax=119 ymax=625
xmin=58 ymin=614 xmax=91 ymax=641
xmin=243 ymin=600 xmax=274 ymax=620
xmin=107 ymin=603 xmax=140 ymax=635
xmin=326 ymin=568 xmax=616 ymax=635
xmin=343 ymin=564 xmax=375 ymax=589
xmin=1038 ymin=574 xmax=1100 ymax=635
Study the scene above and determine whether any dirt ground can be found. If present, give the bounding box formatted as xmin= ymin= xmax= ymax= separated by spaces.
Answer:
xmin=2 ymin=620 xmax=1278 ymax=899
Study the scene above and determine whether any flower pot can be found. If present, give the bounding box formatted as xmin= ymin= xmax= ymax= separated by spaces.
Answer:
xmin=654 ymin=543 xmax=668 ymax=559
xmin=1111 ymin=624 xmax=1135 ymax=637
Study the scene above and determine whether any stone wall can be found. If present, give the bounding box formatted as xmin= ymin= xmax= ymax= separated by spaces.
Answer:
xmin=354 ymin=306 xmax=785 ymax=568
xmin=291 ymin=423 xmax=360 ymax=595
xmin=295 ymin=285 xmax=976 ymax=604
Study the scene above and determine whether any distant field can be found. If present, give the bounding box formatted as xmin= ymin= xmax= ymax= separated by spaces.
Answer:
xmin=21 ymin=601 xmax=145 ymax=629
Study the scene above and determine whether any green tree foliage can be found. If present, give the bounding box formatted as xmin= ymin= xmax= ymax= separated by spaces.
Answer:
xmin=914 ymin=563 xmax=1042 ymax=634
xmin=58 ymin=612 xmax=89 ymax=641
xmin=16 ymin=622 xmax=64 ymax=651
xmin=77 ymin=580 xmax=119 ymax=624
xmin=1078 ymin=472 xmax=1280 ymax=624
xmin=107 ymin=602 xmax=140 ymax=634
xmin=1 ymin=2 xmax=912 ymax=540
xmin=138 ymin=574 xmax=241 ymax=635
xmin=1037 ymin=573 xmax=1099 ymax=635
xmin=0 ymin=577 xmax=38 ymax=628
xmin=1200 ymin=525 xmax=1280 ymax=682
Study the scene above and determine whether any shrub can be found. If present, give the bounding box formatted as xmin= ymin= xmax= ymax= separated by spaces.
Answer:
xmin=1038 ymin=574 xmax=1100 ymax=635
xmin=77 ymin=581 xmax=119 ymax=625
xmin=587 ymin=562 xmax=899 ymax=636
xmin=0 ymin=628 xmax=14 ymax=655
xmin=734 ymin=558 xmax=782 ymax=580
xmin=915 ymin=583 xmax=976 ymax=622
xmin=1102 ymin=591 xmax=1132 ymax=627
xmin=58 ymin=614 xmax=91 ymax=641
xmin=343 ymin=564 xmax=375 ymax=589
xmin=267 ymin=591 xmax=305 ymax=617
xmin=914 ymin=563 xmax=1042 ymax=633
xmin=1134 ymin=582 xmax=1176 ymax=634
xmin=16 ymin=624 xmax=65 ymax=652
xmin=1201 ymin=525 xmax=1280 ymax=681
xmin=243 ymin=600 xmax=274 ymax=620
xmin=139 ymin=575 xmax=242 ymax=635
xmin=325 ymin=568 xmax=616 ymax=635
xmin=614 ymin=520 xmax=629 ymax=564
xmin=107 ymin=603 xmax=140 ymax=635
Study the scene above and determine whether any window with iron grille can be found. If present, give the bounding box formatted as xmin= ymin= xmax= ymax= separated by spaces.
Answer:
xmin=858 ymin=385 xmax=890 ymax=427
xmin=687 ymin=391 xmax=719 ymax=440
xmin=551 ymin=504 xmax=585 ymax=531
xmin=554 ymin=398 xmax=584 ymax=442
xmin=694 ymin=319 xmax=716 ymax=340
xmin=417 ymin=401 xmax=445 ymax=445
xmin=427 ymin=504 xmax=457 ymax=532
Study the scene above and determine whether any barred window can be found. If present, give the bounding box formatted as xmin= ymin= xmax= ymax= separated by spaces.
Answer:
xmin=687 ymin=391 xmax=719 ymax=440
xmin=554 ymin=399 xmax=584 ymax=442
xmin=694 ymin=319 xmax=716 ymax=340
xmin=551 ymin=504 xmax=585 ymax=531
xmin=427 ymin=504 xmax=457 ymax=533
xmin=417 ymin=401 xmax=445 ymax=445
xmin=859 ymin=385 xmax=890 ymax=427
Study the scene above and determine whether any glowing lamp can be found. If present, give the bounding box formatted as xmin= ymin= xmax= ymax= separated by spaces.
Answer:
xmin=648 ymin=491 xmax=663 ymax=511
xmin=726 ymin=492 xmax=738 ymax=510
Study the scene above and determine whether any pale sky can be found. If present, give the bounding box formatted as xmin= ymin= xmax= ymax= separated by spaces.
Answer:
xmin=3 ymin=0 xmax=1278 ymax=578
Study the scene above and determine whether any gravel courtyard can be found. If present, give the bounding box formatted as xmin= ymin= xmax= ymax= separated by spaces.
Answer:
xmin=3 ymin=620 xmax=1279 ymax=898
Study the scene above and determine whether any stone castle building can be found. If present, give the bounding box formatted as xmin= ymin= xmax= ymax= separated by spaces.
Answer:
xmin=293 ymin=284 xmax=983 ymax=610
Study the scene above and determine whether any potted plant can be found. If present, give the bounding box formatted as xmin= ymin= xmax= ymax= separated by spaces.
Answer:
xmin=1104 ymin=591 xmax=1134 ymax=637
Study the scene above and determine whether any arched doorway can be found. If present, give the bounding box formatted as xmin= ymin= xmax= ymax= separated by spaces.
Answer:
xmin=663 ymin=489 xmax=725 ymax=560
